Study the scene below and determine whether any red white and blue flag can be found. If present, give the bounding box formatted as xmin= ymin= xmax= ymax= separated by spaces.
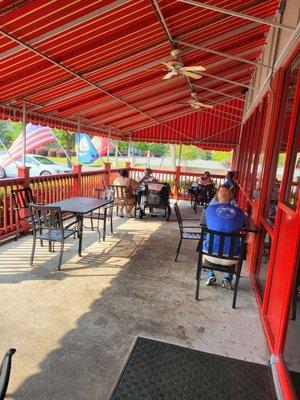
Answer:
xmin=0 ymin=123 xmax=56 ymax=167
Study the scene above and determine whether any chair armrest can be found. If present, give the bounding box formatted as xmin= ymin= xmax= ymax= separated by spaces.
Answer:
xmin=0 ymin=348 xmax=16 ymax=400
xmin=182 ymin=225 xmax=202 ymax=229
xmin=64 ymin=220 xmax=78 ymax=230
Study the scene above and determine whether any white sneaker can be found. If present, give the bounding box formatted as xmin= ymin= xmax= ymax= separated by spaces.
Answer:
xmin=222 ymin=278 xmax=232 ymax=290
xmin=206 ymin=276 xmax=217 ymax=286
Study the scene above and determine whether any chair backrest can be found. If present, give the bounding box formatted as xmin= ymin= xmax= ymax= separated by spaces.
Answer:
xmin=29 ymin=204 xmax=63 ymax=234
xmin=11 ymin=187 xmax=35 ymax=210
xmin=110 ymin=185 xmax=128 ymax=200
xmin=0 ymin=348 xmax=16 ymax=400
xmin=93 ymin=187 xmax=115 ymax=201
xmin=197 ymin=227 xmax=246 ymax=262
xmin=174 ymin=203 xmax=183 ymax=229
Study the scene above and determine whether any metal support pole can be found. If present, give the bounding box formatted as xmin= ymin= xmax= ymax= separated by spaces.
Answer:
xmin=77 ymin=117 xmax=81 ymax=165
xmin=22 ymin=101 xmax=26 ymax=166
xmin=107 ymin=130 xmax=111 ymax=162
xmin=114 ymin=140 xmax=118 ymax=167
xmin=180 ymin=0 xmax=296 ymax=32
xmin=127 ymin=133 xmax=131 ymax=161
xmin=178 ymin=143 xmax=182 ymax=167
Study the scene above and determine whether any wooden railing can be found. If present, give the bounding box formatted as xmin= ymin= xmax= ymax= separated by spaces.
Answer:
xmin=0 ymin=177 xmax=24 ymax=237
xmin=30 ymin=173 xmax=76 ymax=204
xmin=0 ymin=164 xmax=226 ymax=241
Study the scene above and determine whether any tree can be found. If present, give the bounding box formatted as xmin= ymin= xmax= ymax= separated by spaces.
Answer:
xmin=211 ymin=151 xmax=231 ymax=163
xmin=0 ymin=120 xmax=22 ymax=146
xmin=54 ymin=129 xmax=75 ymax=167
xmin=166 ymin=144 xmax=201 ymax=166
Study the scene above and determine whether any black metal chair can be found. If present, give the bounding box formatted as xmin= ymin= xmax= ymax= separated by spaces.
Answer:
xmin=193 ymin=184 xmax=216 ymax=214
xmin=0 ymin=348 xmax=16 ymax=400
xmin=29 ymin=204 xmax=78 ymax=270
xmin=174 ymin=203 xmax=202 ymax=262
xmin=85 ymin=187 xmax=114 ymax=241
xmin=11 ymin=187 xmax=36 ymax=239
xmin=195 ymin=227 xmax=246 ymax=308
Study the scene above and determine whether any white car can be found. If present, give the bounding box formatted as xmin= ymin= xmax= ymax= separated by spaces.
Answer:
xmin=0 ymin=154 xmax=73 ymax=178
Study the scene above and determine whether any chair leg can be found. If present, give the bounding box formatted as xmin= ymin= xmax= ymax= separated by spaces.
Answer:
xmin=58 ymin=241 xmax=64 ymax=271
xmin=110 ymin=214 xmax=113 ymax=234
xmin=15 ymin=216 xmax=20 ymax=241
xmin=175 ymin=238 xmax=182 ymax=262
xmin=103 ymin=210 xmax=107 ymax=241
xmin=232 ymin=274 xmax=240 ymax=309
xmin=30 ymin=237 xmax=36 ymax=266
xmin=90 ymin=217 xmax=94 ymax=231
xmin=195 ymin=265 xmax=202 ymax=300
xmin=39 ymin=227 xmax=43 ymax=246
xmin=291 ymin=284 xmax=297 ymax=320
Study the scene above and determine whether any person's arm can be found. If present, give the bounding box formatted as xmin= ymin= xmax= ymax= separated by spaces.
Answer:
xmin=130 ymin=178 xmax=140 ymax=189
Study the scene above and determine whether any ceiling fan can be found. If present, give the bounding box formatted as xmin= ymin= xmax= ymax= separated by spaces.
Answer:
xmin=179 ymin=92 xmax=214 ymax=110
xmin=162 ymin=49 xmax=205 ymax=80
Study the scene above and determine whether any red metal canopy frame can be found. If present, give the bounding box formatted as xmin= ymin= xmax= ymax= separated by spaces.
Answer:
xmin=0 ymin=0 xmax=281 ymax=149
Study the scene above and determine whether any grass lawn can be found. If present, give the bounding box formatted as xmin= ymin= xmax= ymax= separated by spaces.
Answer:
xmin=47 ymin=157 xmax=127 ymax=168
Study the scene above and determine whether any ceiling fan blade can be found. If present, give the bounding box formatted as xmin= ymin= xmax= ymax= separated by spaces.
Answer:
xmin=161 ymin=62 xmax=173 ymax=70
xmin=198 ymin=102 xmax=214 ymax=109
xmin=182 ymin=71 xmax=202 ymax=79
xmin=182 ymin=65 xmax=206 ymax=72
xmin=163 ymin=70 xmax=177 ymax=79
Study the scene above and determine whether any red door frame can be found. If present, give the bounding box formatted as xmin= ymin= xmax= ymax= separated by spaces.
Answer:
xmin=237 ymin=41 xmax=300 ymax=399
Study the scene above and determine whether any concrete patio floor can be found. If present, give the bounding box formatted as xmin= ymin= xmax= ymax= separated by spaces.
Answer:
xmin=0 ymin=200 xmax=270 ymax=400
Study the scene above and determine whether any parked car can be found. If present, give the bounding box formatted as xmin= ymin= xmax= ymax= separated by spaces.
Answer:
xmin=0 ymin=154 xmax=72 ymax=178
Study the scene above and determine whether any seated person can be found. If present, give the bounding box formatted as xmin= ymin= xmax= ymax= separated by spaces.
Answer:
xmin=202 ymin=185 xmax=245 ymax=289
xmin=198 ymin=171 xmax=213 ymax=186
xmin=224 ymin=171 xmax=235 ymax=190
xmin=208 ymin=184 xmax=237 ymax=206
xmin=139 ymin=168 xmax=159 ymax=188
xmin=137 ymin=168 xmax=159 ymax=207
xmin=113 ymin=169 xmax=141 ymax=217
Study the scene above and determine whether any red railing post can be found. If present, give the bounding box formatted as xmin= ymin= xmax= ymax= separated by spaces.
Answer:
xmin=125 ymin=161 xmax=131 ymax=169
xmin=17 ymin=166 xmax=31 ymax=233
xmin=104 ymin=162 xmax=111 ymax=185
xmin=73 ymin=165 xmax=82 ymax=196
xmin=174 ymin=166 xmax=181 ymax=199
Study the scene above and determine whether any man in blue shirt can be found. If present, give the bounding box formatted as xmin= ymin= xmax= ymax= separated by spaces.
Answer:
xmin=203 ymin=185 xmax=245 ymax=289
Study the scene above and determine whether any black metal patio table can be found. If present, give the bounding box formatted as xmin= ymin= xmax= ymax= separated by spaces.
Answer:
xmin=47 ymin=197 xmax=113 ymax=256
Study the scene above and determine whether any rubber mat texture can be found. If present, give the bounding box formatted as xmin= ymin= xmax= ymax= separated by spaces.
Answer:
xmin=109 ymin=337 xmax=277 ymax=400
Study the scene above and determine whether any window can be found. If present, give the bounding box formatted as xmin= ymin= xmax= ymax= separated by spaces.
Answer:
xmin=33 ymin=156 xmax=55 ymax=165
xmin=252 ymin=95 xmax=270 ymax=201
xmin=256 ymin=228 xmax=272 ymax=299
xmin=285 ymin=109 xmax=300 ymax=208
xmin=265 ymin=56 xmax=300 ymax=222
xmin=283 ymin=257 xmax=300 ymax=398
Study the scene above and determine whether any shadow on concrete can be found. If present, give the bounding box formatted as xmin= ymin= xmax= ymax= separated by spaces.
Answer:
xmin=1 ymin=202 xmax=267 ymax=400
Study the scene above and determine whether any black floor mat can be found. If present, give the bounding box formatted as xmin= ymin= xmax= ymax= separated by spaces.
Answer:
xmin=290 ymin=370 xmax=300 ymax=398
xmin=109 ymin=337 xmax=277 ymax=400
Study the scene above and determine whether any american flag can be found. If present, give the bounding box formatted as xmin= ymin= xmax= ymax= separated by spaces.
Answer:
xmin=0 ymin=123 xmax=56 ymax=167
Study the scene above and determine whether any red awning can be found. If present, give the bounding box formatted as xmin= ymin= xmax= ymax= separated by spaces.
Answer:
xmin=0 ymin=0 xmax=280 ymax=148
